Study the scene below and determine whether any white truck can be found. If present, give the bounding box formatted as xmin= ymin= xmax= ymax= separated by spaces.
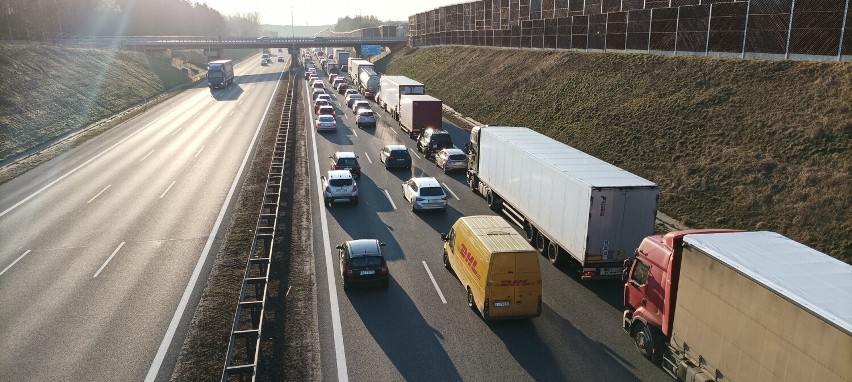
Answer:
xmin=379 ymin=76 xmax=426 ymax=120
xmin=466 ymin=126 xmax=660 ymax=279
xmin=349 ymin=59 xmax=379 ymax=99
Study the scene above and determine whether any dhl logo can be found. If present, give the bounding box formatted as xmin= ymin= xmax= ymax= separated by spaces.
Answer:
xmin=459 ymin=244 xmax=480 ymax=278
xmin=500 ymin=280 xmax=531 ymax=287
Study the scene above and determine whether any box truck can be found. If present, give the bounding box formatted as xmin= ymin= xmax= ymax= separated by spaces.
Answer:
xmin=466 ymin=126 xmax=659 ymax=278
xmin=206 ymin=60 xmax=234 ymax=89
xmin=623 ymin=230 xmax=852 ymax=382
xmin=441 ymin=215 xmax=543 ymax=320
xmin=335 ymin=50 xmax=349 ymax=72
xmin=398 ymin=95 xmax=442 ymax=139
xmin=379 ymin=76 xmax=426 ymax=120
xmin=349 ymin=59 xmax=379 ymax=98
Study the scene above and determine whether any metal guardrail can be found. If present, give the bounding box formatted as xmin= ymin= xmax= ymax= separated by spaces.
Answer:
xmin=221 ymin=67 xmax=296 ymax=382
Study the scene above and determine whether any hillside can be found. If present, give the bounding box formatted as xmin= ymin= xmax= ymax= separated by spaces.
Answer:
xmin=377 ymin=47 xmax=852 ymax=262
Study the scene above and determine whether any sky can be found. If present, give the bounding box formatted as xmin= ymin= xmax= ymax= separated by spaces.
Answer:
xmin=199 ymin=0 xmax=466 ymax=26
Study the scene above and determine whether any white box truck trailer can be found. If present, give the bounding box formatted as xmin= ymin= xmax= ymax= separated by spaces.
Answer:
xmin=379 ymin=76 xmax=426 ymax=120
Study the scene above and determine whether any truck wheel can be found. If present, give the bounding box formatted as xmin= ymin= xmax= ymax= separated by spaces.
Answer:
xmin=443 ymin=250 xmax=451 ymax=270
xmin=547 ymin=242 xmax=563 ymax=265
xmin=468 ymin=175 xmax=479 ymax=193
xmin=633 ymin=322 xmax=664 ymax=365
xmin=467 ymin=287 xmax=477 ymax=312
xmin=486 ymin=190 xmax=501 ymax=211
xmin=524 ymin=223 xmax=536 ymax=244
xmin=535 ymin=231 xmax=549 ymax=253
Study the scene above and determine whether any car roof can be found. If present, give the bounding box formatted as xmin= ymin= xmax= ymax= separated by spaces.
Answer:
xmin=441 ymin=148 xmax=465 ymax=155
xmin=357 ymin=109 xmax=374 ymax=115
xmin=354 ymin=100 xmax=369 ymax=104
xmin=411 ymin=177 xmax=441 ymax=188
xmin=318 ymin=115 xmax=335 ymax=120
xmin=327 ymin=170 xmax=352 ymax=179
xmin=385 ymin=144 xmax=407 ymax=151
xmin=318 ymin=105 xmax=334 ymax=111
xmin=346 ymin=239 xmax=381 ymax=257
xmin=335 ymin=151 xmax=356 ymax=158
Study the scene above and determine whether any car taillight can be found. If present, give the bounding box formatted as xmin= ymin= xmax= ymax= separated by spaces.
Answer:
xmin=483 ymin=297 xmax=490 ymax=316
xmin=380 ymin=263 xmax=388 ymax=275
xmin=583 ymin=270 xmax=596 ymax=278
xmin=334 ymin=165 xmax=340 ymax=170
xmin=355 ymin=165 xmax=360 ymax=171
xmin=345 ymin=269 xmax=353 ymax=277
xmin=352 ymin=184 xmax=358 ymax=192
xmin=324 ymin=186 xmax=330 ymax=193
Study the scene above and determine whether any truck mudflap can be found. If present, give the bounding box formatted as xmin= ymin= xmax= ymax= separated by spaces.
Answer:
xmin=581 ymin=262 xmax=625 ymax=279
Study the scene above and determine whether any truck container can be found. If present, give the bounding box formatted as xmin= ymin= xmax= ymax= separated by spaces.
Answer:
xmin=326 ymin=61 xmax=340 ymax=75
xmin=349 ymin=59 xmax=379 ymax=98
xmin=335 ymin=50 xmax=349 ymax=72
xmin=466 ymin=126 xmax=659 ymax=278
xmin=398 ymin=95 xmax=442 ymax=139
xmin=623 ymin=230 xmax=852 ymax=382
xmin=206 ymin=59 xmax=234 ymax=89
xmin=379 ymin=76 xmax=426 ymax=120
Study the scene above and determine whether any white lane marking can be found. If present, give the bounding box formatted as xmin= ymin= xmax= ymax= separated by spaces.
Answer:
xmin=382 ymin=189 xmax=397 ymax=210
xmin=86 ymin=184 xmax=111 ymax=204
xmin=0 ymin=108 xmax=178 ymax=219
xmin=364 ymin=152 xmax=372 ymax=164
xmin=192 ymin=112 xmax=199 ymax=119
xmin=409 ymin=148 xmax=421 ymax=159
xmin=145 ymin=64 xmax=287 ymax=382
xmin=0 ymin=250 xmax=32 ymax=277
xmin=344 ymin=113 xmax=350 ymax=120
xmin=228 ymin=111 xmax=234 ymax=117
xmin=140 ymin=150 xmax=155 ymax=162
xmin=194 ymin=146 xmax=205 ymax=158
xmin=215 ymin=124 xmax=223 ymax=133
xmin=159 ymin=181 xmax=176 ymax=199
xmin=349 ymin=127 xmax=357 ymax=137
xmin=305 ymin=82 xmax=349 ymax=382
xmin=239 ymin=100 xmax=243 ymax=105
xmin=441 ymin=182 xmax=460 ymax=201
xmin=93 ymin=242 xmax=125 ymax=278
xmin=170 ymin=127 xmax=182 ymax=136
xmin=422 ymin=261 xmax=448 ymax=304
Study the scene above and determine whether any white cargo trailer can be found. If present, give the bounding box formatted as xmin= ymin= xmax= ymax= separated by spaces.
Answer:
xmin=466 ymin=126 xmax=659 ymax=278
xmin=378 ymin=76 xmax=426 ymax=120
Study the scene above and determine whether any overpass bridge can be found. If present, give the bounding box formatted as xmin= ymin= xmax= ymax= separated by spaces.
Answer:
xmin=121 ymin=36 xmax=407 ymax=57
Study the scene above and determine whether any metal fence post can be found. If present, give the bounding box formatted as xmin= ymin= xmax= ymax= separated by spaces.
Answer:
xmin=625 ymin=10 xmax=630 ymax=50
xmin=706 ymin=3 xmax=713 ymax=56
xmin=742 ymin=0 xmax=751 ymax=58
xmin=649 ymin=8 xmax=654 ymax=53
xmin=674 ymin=6 xmax=681 ymax=55
xmin=839 ymin=0 xmax=849 ymax=61
xmin=785 ymin=0 xmax=797 ymax=59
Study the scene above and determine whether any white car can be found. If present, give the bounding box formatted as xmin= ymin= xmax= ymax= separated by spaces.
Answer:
xmin=402 ymin=177 xmax=447 ymax=212
xmin=345 ymin=94 xmax=362 ymax=108
xmin=316 ymin=94 xmax=333 ymax=104
xmin=435 ymin=148 xmax=468 ymax=173
xmin=352 ymin=100 xmax=370 ymax=114
xmin=315 ymin=115 xmax=337 ymax=132
xmin=321 ymin=170 xmax=358 ymax=205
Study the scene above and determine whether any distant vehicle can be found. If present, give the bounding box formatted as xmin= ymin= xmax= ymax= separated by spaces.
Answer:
xmin=416 ymin=128 xmax=454 ymax=159
xmin=345 ymin=94 xmax=361 ymax=108
xmin=317 ymin=105 xmax=335 ymax=117
xmin=351 ymin=100 xmax=370 ymax=114
xmin=380 ymin=145 xmax=411 ymax=169
xmin=277 ymin=56 xmax=285 ymax=62
xmin=261 ymin=53 xmax=270 ymax=62
xmin=314 ymin=99 xmax=330 ymax=113
xmin=435 ymin=148 xmax=467 ymax=173
xmin=321 ymin=170 xmax=357 ymax=205
xmin=326 ymin=62 xmax=340 ymax=75
xmin=315 ymin=115 xmax=337 ymax=132
xmin=260 ymin=58 xmax=268 ymax=66
xmin=337 ymin=239 xmax=390 ymax=290
xmin=312 ymin=80 xmax=325 ymax=91
xmin=336 ymin=83 xmax=349 ymax=94
xmin=344 ymin=88 xmax=358 ymax=97
xmin=329 ymin=73 xmax=338 ymax=84
xmin=355 ymin=109 xmax=376 ymax=129
xmin=441 ymin=215 xmax=542 ymax=320
xmin=332 ymin=77 xmax=347 ymax=88
xmin=402 ymin=177 xmax=447 ymax=212
xmin=349 ymin=59 xmax=379 ymax=98
xmin=399 ymin=95 xmax=442 ymax=139
xmin=315 ymin=36 xmax=328 ymax=42
xmin=316 ymin=94 xmax=333 ymax=105
xmin=206 ymin=59 xmax=234 ymax=89
xmin=379 ymin=76 xmax=426 ymax=120
xmin=311 ymin=88 xmax=326 ymax=100
xmin=330 ymin=151 xmax=361 ymax=178
xmin=334 ymin=50 xmax=349 ymax=72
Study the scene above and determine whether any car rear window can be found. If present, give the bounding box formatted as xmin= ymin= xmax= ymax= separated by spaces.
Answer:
xmin=350 ymin=256 xmax=381 ymax=266
xmin=338 ymin=158 xmax=357 ymax=166
xmin=449 ymin=154 xmax=466 ymax=160
xmin=329 ymin=178 xmax=352 ymax=187
xmin=419 ymin=187 xmax=445 ymax=197
xmin=389 ymin=150 xmax=410 ymax=158
xmin=319 ymin=108 xmax=333 ymax=114
xmin=359 ymin=111 xmax=374 ymax=117
xmin=318 ymin=116 xmax=334 ymax=122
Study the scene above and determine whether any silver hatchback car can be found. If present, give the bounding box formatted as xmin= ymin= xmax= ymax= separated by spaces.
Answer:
xmin=322 ymin=170 xmax=358 ymax=205
xmin=402 ymin=177 xmax=447 ymax=212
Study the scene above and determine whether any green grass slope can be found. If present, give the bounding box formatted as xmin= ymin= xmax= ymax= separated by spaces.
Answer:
xmin=0 ymin=44 xmax=193 ymax=163
xmin=378 ymin=47 xmax=852 ymax=262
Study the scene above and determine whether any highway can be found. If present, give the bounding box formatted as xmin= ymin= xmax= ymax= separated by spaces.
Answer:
xmin=302 ymin=61 xmax=672 ymax=380
xmin=0 ymin=53 xmax=288 ymax=381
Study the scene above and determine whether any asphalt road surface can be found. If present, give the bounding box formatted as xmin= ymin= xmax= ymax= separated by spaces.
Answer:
xmin=0 ymin=54 xmax=288 ymax=381
xmin=302 ymin=61 xmax=671 ymax=381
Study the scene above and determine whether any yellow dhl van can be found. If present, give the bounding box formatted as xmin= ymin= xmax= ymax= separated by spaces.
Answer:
xmin=441 ymin=215 xmax=542 ymax=320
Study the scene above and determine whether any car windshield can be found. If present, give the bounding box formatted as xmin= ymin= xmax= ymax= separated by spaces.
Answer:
xmin=419 ymin=187 xmax=445 ymax=197
xmin=328 ymin=178 xmax=352 ymax=187
xmin=318 ymin=116 xmax=334 ymax=122
xmin=338 ymin=158 xmax=357 ymax=166
xmin=350 ymin=256 xmax=381 ymax=266
xmin=449 ymin=154 xmax=466 ymax=160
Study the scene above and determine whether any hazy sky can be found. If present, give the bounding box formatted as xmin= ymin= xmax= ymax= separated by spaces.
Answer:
xmin=199 ymin=0 xmax=465 ymax=26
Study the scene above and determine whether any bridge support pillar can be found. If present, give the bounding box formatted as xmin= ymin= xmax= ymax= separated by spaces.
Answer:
xmin=204 ymin=48 xmax=222 ymax=59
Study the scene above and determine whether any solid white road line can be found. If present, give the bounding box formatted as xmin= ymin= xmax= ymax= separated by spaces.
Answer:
xmin=0 ymin=107 xmax=178 ymax=219
xmin=349 ymin=127 xmax=357 ymax=137
xmin=194 ymin=146 xmax=205 ymax=158
xmin=409 ymin=148 xmax=421 ymax=159
xmin=159 ymin=181 xmax=176 ymax=199
xmin=305 ymin=82 xmax=349 ymax=382
xmin=228 ymin=111 xmax=234 ymax=117
xmin=86 ymin=185 xmax=111 ymax=204
xmin=192 ymin=112 xmax=200 ymax=119
xmin=0 ymin=250 xmax=32 ymax=277
xmin=215 ymin=124 xmax=223 ymax=133
xmin=382 ymin=189 xmax=397 ymax=210
xmin=170 ymin=127 xmax=182 ymax=136
xmin=441 ymin=182 xmax=460 ymax=201
xmin=422 ymin=261 xmax=448 ymax=304
xmin=239 ymin=100 xmax=243 ymax=105
xmin=140 ymin=150 xmax=155 ymax=162
xmin=93 ymin=242 xmax=125 ymax=278
xmin=364 ymin=152 xmax=372 ymax=164
xmin=145 ymin=66 xmax=286 ymax=382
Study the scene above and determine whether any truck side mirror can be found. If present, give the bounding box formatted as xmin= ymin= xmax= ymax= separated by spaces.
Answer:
xmin=440 ymin=233 xmax=447 ymax=241
xmin=335 ymin=245 xmax=344 ymax=250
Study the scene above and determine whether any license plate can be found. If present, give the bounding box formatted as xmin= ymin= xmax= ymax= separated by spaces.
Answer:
xmin=600 ymin=267 xmax=622 ymax=276
xmin=493 ymin=301 xmax=511 ymax=308
xmin=359 ymin=270 xmax=375 ymax=275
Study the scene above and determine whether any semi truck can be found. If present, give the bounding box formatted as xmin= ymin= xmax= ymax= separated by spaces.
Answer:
xmin=379 ymin=76 xmax=426 ymax=120
xmin=466 ymin=126 xmax=659 ymax=278
xmin=326 ymin=61 xmax=340 ymax=75
xmin=398 ymin=95 xmax=442 ymax=139
xmin=206 ymin=59 xmax=234 ymax=89
xmin=623 ymin=230 xmax=852 ymax=382
xmin=349 ymin=59 xmax=379 ymax=99
xmin=335 ymin=50 xmax=350 ymax=72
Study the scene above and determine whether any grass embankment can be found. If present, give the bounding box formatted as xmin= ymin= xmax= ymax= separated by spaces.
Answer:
xmin=377 ymin=47 xmax=852 ymax=262
xmin=0 ymin=44 xmax=195 ymax=164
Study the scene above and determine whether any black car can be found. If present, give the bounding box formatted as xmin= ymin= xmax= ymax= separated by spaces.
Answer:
xmin=416 ymin=128 xmax=454 ymax=159
xmin=380 ymin=144 xmax=412 ymax=169
xmin=337 ymin=239 xmax=390 ymax=290
xmin=329 ymin=151 xmax=361 ymax=178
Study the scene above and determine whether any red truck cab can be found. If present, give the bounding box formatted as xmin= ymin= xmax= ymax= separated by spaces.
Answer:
xmin=622 ymin=229 xmax=741 ymax=363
